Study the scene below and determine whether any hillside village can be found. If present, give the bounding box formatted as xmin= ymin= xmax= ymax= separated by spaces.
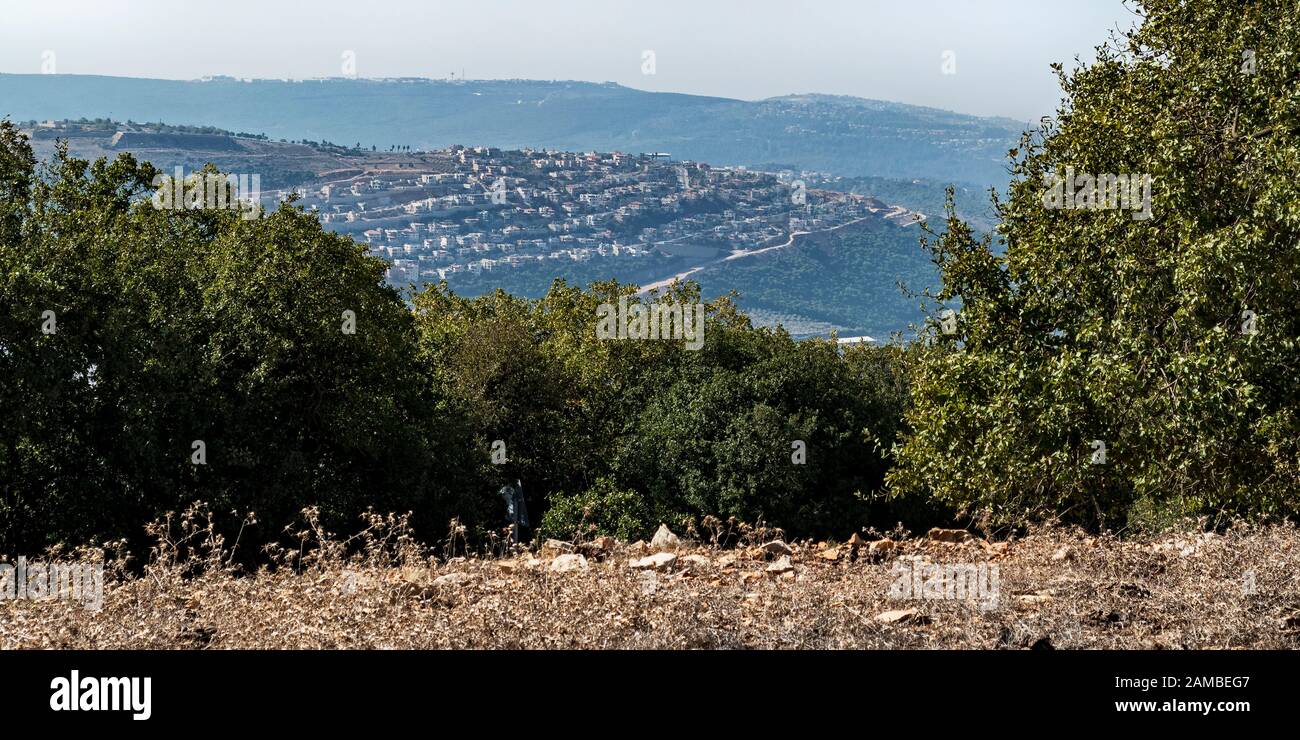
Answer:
xmin=19 ymin=119 xmax=917 ymax=292
xmin=279 ymin=146 xmax=910 ymax=288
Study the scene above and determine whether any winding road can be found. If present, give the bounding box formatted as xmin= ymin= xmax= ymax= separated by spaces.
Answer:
xmin=635 ymin=210 xmax=918 ymax=295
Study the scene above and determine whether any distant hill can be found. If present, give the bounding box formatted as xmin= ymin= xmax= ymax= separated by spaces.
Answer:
xmin=441 ymin=217 xmax=937 ymax=340
xmin=690 ymin=220 xmax=936 ymax=339
xmin=13 ymin=117 xmax=950 ymax=339
xmin=0 ymin=74 xmax=1025 ymax=186
xmin=818 ymin=173 xmax=999 ymax=233
xmin=16 ymin=118 xmax=377 ymax=189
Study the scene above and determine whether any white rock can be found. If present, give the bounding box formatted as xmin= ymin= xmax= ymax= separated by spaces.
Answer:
xmin=630 ymin=552 xmax=678 ymax=570
xmin=681 ymin=554 xmax=711 ymax=570
xmin=875 ymin=608 xmax=921 ymax=624
xmin=542 ymin=539 xmax=575 ymax=555
xmin=761 ymin=540 xmax=793 ymax=557
xmin=650 ymin=524 xmax=681 ymax=549
xmin=549 ymin=553 xmax=589 ymax=573
xmin=639 ymin=571 xmax=659 ymax=595
xmin=766 ymin=555 xmax=795 ymax=574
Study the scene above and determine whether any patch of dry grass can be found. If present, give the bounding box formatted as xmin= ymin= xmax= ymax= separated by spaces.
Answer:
xmin=4 ymin=506 xmax=1299 ymax=649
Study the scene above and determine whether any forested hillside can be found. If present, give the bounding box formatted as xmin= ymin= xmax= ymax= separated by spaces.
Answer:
xmin=689 ymin=221 xmax=937 ymax=339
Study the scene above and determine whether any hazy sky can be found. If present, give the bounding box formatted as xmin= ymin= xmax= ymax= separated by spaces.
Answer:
xmin=0 ymin=0 xmax=1139 ymax=121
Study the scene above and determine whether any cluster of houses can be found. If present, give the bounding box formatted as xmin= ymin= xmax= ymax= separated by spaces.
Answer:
xmin=276 ymin=144 xmax=882 ymax=286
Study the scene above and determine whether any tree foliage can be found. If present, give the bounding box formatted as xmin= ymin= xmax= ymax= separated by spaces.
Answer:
xmin=891 ymin=0 xmax=1300 ymax=528
xmin=0 ymin=127 xmax=474 ymax=553
xmin=414 ymin=279 xmax=923 ymax=540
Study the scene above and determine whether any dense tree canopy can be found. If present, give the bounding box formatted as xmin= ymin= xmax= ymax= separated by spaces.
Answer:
xmin=0 ymin=129 xmax=474 ymax=553
xmin=414 ymin=280 xmax=924 ymax=540
xmin=0 ymin=124 xmax=920 ymax=552
xmin=891 ymin=0 xmax=1300 ymax=529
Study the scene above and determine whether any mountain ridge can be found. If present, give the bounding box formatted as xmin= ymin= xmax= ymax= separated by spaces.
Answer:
xmin=0 ymin=73 xmax=1025 ymax=185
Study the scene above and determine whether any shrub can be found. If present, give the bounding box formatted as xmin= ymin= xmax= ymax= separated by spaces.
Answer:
xmin=539 ymin=477 xmax=659 ymax=542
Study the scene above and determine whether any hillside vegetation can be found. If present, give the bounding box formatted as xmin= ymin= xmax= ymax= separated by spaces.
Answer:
xmin=890 ymin=0 xmax=1300 ymax=530
xmin=691 ymin=220 xmax=937 ymax=339
xmin=2 ymin=0 xmax=1299 ymax=560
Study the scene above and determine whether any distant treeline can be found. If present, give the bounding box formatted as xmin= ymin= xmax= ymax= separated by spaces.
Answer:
xmin=20 ymin=118 xmax=269 ymax=141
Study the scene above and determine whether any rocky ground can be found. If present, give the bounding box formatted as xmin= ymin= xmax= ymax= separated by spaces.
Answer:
xmin=4 ymin=521 xmax=1300 ymax=649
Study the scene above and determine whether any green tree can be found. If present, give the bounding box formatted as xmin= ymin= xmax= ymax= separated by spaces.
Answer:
xmin=891 ymin=0 xmax=1300 ymax=529
xmin=0 ymin=128 xmax=476 ymax=552
xmin=414 ymin=276 xmax=918 ymax=540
